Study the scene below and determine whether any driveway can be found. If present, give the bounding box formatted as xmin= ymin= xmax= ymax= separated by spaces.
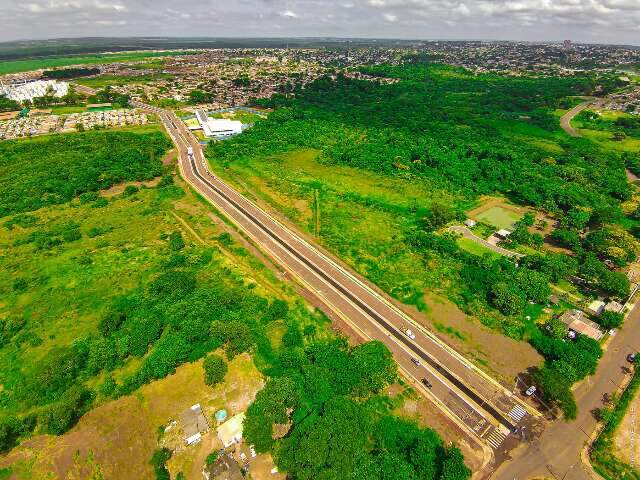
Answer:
xmin=449 ymin=226 xmax=524 ymax=258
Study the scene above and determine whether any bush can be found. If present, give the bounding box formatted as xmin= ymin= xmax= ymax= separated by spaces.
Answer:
xmin=203 ymin=354 xmax=227 ymax=386
xmin=150 ymin=448 xmax=171 ymax=480
xmin=123 ymin=185 xmax=140 ymax=196
xmin=598 ymin=311 xmax=624 ymax=330
xmin=167 ymin=231 xmax=185 ymax=251
xmin=37 ymin=386 xmax=93 ymax=435
xmin=0 ymin=417 xmax=23 ymax=453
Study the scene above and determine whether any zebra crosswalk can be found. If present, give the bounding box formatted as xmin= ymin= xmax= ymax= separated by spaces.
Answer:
xmin=485 ymin=429 xmax=507 ymax=449
xmin=508 ymin=404 xmax=527 ymax=423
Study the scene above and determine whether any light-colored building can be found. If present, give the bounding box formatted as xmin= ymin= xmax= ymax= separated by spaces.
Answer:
xmin=587 ymin=300 xmax=606 ymax=316
xmin=605 ymin=301 xmax=624 ymax=313
xmin=217 ymin=413 xmax=245 ymax=448
xmin=495 ymin=229 xmax=512 ymax=239
xmin=181 ymin=403 xmax=209 ymax=446
xmin=195 ymin=110 xmax=243 ymax=138
xmin=559 ymin=309 xmax=604 ymax=341
xmin=464 ymin=219 xmax=477 ymax=228
xmin=0 ymin=80 xmax=69 ymax=102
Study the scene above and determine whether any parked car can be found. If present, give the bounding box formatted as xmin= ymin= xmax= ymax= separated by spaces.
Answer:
xmin=628 ymin=353 xmax=637 ymax=363
xmin=405 ymin=329 xmax=416 ymax=340
xmin=421 ymin=378 xmax=433 ymax=389
xmin=525 ymin=385 xmax=537 ymax=396
xmin=411 ymin=357 xmax=421 ymax=366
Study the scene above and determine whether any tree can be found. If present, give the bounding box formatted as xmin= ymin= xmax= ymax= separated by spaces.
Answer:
xmin=599 ymin=270 xmax=630 ymax=299
xmin=150 ymin=448 xmax=171 ymax=480
xmin=0 ymin=416 xmax=23 ymax=453
xmin=440 ymin=446 xmax=471 ymax=480
xmin=203 ymin=354 xmax=227 ymax=386
xmin=598 ymin=311 xmax=624 ymax=330
xmin=422 ymin=202 xmax=458 ymax=231
xmin=490 ymin=282 xmax=526 ymax=315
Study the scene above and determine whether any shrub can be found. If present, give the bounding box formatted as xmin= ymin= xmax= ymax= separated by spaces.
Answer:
xmin=598 ymin=311 xmax=624 ymax=330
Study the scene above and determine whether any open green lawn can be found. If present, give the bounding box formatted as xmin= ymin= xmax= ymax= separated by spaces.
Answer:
xmin=475 ymin=206 xmax=522 ymax=230
xmin=456 ymin=237 xmax=503 ymax=260
xmin=580 ymin=128 xmax=640 ymax=152
xmin=0 ymin=51 xmax=189 ymax=75
xmin=75 ymin=73 xmax=174 ymax=89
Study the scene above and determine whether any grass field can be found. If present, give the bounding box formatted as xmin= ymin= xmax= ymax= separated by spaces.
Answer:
xmin=456 ymin=237 xmax=503 ymax=259
xmin=75 ymin=73 xmax=174 ymax=89
xmin=474 ymin=206 xmax=522 ymax=230
xmin=0 ymin=51 xmax=189 ymax=75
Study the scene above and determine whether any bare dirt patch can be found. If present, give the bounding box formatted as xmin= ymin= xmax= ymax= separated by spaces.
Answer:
xmin=0 ymin=355 xmax=264 ymax=480
xmin=418 ymin=294 xmax=543 ymax=383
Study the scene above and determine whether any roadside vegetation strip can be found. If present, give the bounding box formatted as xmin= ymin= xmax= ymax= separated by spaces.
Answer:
xmin=591 ymin=361 xmax=640 ymax=480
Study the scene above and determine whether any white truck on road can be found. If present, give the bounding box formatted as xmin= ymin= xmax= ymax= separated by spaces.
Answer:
xmin=187 ymin=146 xmax=194 ymax=156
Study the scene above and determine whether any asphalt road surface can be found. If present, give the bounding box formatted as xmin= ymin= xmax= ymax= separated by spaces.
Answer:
xmin=136 ymin=102 xmax=541 ymax=455
xmin=560 ymin=100 xmax=598 ymax=138
xmin=495 ymin=299 xmax=640 ymax=480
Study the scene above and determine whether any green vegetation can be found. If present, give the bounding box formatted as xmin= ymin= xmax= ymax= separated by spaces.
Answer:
xmin=0 ymin=129 xmax=169 ymax=217
xmin=591 ymin=359 xmax=640 ymax=480
xmin=244 ymin=339 xmax=469 ymax=479
xmin=0 ymin=125 xmax=466 ymax=478
xmin=203 ymin=354 xmax=227 ymax=386
xmin=43 ymin=67 xmax=100 ymax=79
xmin=0 ymin=95 xmax=20 ymax=113
xmin=475 ymin=206 xmax=522 ymax=230
xmin=0 ymin=51 xmax=191 ymax=75
xmin=87 ymin=86 xmax=131 ymax=108
xmin=77 ymin=73 xmax=174 ymax=89
xmin=207 ymin=62 xmax=637 ymax=418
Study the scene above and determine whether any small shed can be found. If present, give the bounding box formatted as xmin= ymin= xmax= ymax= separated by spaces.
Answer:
xmin=180 ymin=403 xmax=209 ymax=446
xmin=587 ymin=300 xmax=606 ymax=316
xmin=560 ymin=310 xmax=604 ymax=341
xmin=464 ymin=219 xmax=477 ymax=228
xmin=495 ymin=229 xmax=512 ymax=239
xmin=217 ymin=413 xmax=245 ymax=448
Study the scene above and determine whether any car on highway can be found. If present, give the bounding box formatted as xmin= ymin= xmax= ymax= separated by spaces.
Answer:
xmin=525 ymin=385 xmax=537 ymax=396
xmin=628 ymin=353 xmax=637 ymax=363
xmin=421 ymin=378 xmax=432 ymax=388
xmin=405 ymin=329 xmax=416 ymax=340
xmin=411 ymin=357 xmax=421 ymax=366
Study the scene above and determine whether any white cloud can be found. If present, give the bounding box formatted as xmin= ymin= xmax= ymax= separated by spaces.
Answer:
xmin=1 ymin=0 xmax=640 ymax=44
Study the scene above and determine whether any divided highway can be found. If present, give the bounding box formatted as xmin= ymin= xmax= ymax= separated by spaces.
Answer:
xmin=139 ymin=102 xmax=540 ymax=452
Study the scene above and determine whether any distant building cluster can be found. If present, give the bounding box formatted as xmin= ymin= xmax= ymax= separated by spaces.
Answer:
xmin=0 ymin=79 xmax=69 ymax=102
xmin=0 ymin=108 xmax=148 ymax=140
